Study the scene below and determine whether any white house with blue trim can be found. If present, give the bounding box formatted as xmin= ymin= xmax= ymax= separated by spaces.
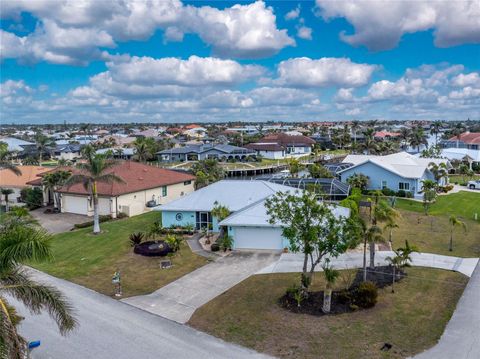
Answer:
xmin=155 ymin=180 xmax=350 ymax=250
xmin=338 ymin=152 xmax=450 ymax=197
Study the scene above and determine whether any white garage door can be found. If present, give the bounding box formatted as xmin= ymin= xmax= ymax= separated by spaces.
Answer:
xmin=234 ymin=227 xmax=283 ymax=250
xmin=62 ymin=195 xmax=88 ymax=215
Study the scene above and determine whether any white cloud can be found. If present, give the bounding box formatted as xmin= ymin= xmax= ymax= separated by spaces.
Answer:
xmin=275 ymin=57 xmax=376 ymax=88
xmin=316 ymin=0 xmax=480 ymax=50
xmin=451 ymin=72 xmax=480 ymax=88
xmin=0 ymin=0 xmax=293 ymax=64
xmin=448 ymin=87 xmax=480 ymax=100
xmin=285 ymin=6 xmax=300 ymax=20
xmin=297 ymin=26 xmax=313 ymax=40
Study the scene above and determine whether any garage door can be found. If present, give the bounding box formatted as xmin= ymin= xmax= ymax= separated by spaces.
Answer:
xmin=234 ymin=227 xmax=283 ymax=250
xmin=62 ymin=195 xmax=88 ymax=215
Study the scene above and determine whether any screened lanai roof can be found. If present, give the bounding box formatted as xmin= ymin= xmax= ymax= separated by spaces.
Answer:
xmin=324 ymin=162 xmax=354 ymax=175
xmin=255 ymin=177 xmax=350 ymax=198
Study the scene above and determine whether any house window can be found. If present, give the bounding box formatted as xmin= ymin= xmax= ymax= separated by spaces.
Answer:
xmin=184 ymin=180 xmax=192 ymax=185
xmin=399 ymin=182 xmax=410 ymax=190
xmin=162 ymin=186 xmax=167 ymax=196
xmin=381 ymin=180 xmax=387 ymax=189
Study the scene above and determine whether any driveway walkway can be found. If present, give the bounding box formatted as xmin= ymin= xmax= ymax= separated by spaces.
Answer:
xmin=413 ymin=260 xmax=480 ymax=359
xmin=257 ymin=251 xmax=479 ymax=277
xmin=14 ymin=269 xmax=270 ymax=359
xmin=30 ymin=208 xmax=89 ymax=233
xmin=122 ymin=251 xmax=280 ymax=323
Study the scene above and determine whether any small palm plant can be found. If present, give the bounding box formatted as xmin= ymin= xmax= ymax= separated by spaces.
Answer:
xmin=1 ymin=188 xmax=14 ymax=212
xmin=322 ymin=260 xmax=340 ymax=313
xmin=129 ymin=232 xmax=144 ymax=247
xmin=386 ymin=240 xmax=418 ymax=293
xmin=448 ymin=215 xmax=467 ymax=252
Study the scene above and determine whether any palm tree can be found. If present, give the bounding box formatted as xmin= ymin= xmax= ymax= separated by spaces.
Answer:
xmin=451 ymin=123 xmax=465 ymax=148
xmin=34 ymin=133 xmax=53 ymax=164
xmin=322 ymin=260 xmax=339 ymax=313
xmin=428 ymin=162 xmax=448 ymax=184
xmin=430 ymin=121 xmax=442 ymax=146
xmin=288 ymin=158 xmax=305 ymax=178
xmin=385 ymin=240 xmax=417 ymax=293
xmin=1 ymin=188 xmax=14 ymax=212
xmin=384 ymin=217 xmax=399 ymax=249
xmin=133 ymin=140 xmax=152 ymax=162
xmin=42 ymin=170 xmax=72 ymax=211
xmin=448 ymin=215 xmax=467 ymax=252
xmin=362 ymin=224 xmax=385 ymax=281
xmin=351 ymin=120 xmax=361 ymax=147
xmin=398 ymin=127 xmax=411 ymax=150
xmin=361 ymin=128 xmax=377 ymax=154
xmin=0 ymin=144 xmax=21 ymax=176
xmin=370 ymin=200 xmax=399 ymax=268
xmin=409 ymin=126 xmax=428 ymax=153
xmin=421 ymin=179 xmax=438 ymax=215
xmin=66 ymin=153 xmax=124 ymax=234
xmin=211 ymin=201 xmax=231 ymax=239
xmin=0 ymin=216 xmax=77 ymax=358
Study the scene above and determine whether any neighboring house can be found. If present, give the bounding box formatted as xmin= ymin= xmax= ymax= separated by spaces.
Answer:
xmin=183 ymin=127 xmax=207 ymax=139
xmin=0 ymin=166 xmax=50 ymax=207
xmin=246 ymin=133 xmax=315 ymax=159
xmin=0 ymin=137 xmax=35 ymax=152
xmin=338 ymin=152 xmax=450 ymax=197
xmin=52 ymin=144 xmax=83 ymax=161
xmin=96 ymin=147 xmax=135 ymax=160
xmin=157 ymin=144 xmax=256 ymax=162
xmin=374 ymin=131 xmax=400 ymax=140
xmin=156 ymin=180 xmax=349 ymax=250
xmin=440 ymin=148 xmax=480 ymax=170
xmin=57 ymin=161 xmax=195 ymax=218
xmin=440 ymin=132 xmax=480 ymax=149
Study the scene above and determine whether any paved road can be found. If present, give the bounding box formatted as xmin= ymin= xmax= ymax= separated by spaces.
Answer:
xmin=122 ymin=251 xmax=280 ymax=323
xmin=14 ymin=270 xmax=271 ymax=359
xmin=413 ymin=260 xmax=480 ymax=359
xmin=258 ymin=251 xmax=479 ymax=277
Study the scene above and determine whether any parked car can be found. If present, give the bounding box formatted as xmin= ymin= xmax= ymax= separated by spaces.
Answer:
xmin=467 ymin=180 xmax=480 ymax=190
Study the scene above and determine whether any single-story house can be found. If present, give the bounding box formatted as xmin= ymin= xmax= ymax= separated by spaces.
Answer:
xmin=156 ymin=180 xmax=349 ymax=250
xmin=440 ymin=132 xmax=480 ymax=150
xmin=157 ymin=144 xmax=256 ymax=162
xmin=0 ymin=166 xmax=50 ymax=207
xmin=57 ymin=161 xmax=195 ymax=218
xmin=338 ymin=152 xmax=450 ymax=197
xmin=0 ymin=137 xmax=35 ymax=152
xmin=96 ymin=147 xmax=135 ymax=160
xmin=246 ymin=133 xmax=315 ymax=159
xmin=440 ymin=148 xmax=480 ymax=170
xmin=52 ymin=144 xmax=83 ymax=161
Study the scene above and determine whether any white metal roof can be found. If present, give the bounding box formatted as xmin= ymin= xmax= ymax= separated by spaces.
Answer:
xmin=154 ymin=180 xmax=294 ymax=212
xmin=440 ymin=148 xmax=480 ymax=162
xmin=0 ymin=137 xmax=34 ymax=151
xmin=340 ymin=151 xmax=449 ymax=179
xmin=220 ymin=199 xmax=350 ymax=227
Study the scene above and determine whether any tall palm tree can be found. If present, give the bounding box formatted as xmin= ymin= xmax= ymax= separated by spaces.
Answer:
xmin=34 ymin=133 xmax=54 ymax=164
xmin=0 ymin=216 xmax=77 ymax=358
xmin=66 ymin=153 xmax=124 ymax=234
xmin=0 ymin=145 xmax=21 ymax=176
xmin=370 ymin=199 xmax=399 ymax=268
xmin=42 ymin=170 xmax=72 ymax=211
xmin=428 ymin=162 xmax=448 ymax=184
xmin=421 ymin=179 xmax=438 ymax=215
xmin=398 ymin=127 xmax=411 ymax=150
xmin=451 ymin=123 xmax=465 ymax=148
xmin=351 ymin=120 xmax=361 ymax=146
xmin=362 ymin=128 xmax=377 ymax=154
xmin=133 ymin=140 xmax=152 ymax=162
xmin=448 ymin=215 xmax=467 ymax=252
xmin=430 ymin=121 xmax=442 ymax=146
xmin=362 ymin=224 xmax=384 ymax=281
xmin=409 ymin=126 xmax=428 ymax=153
xmin=384 ymin=217 xmax=399 ymax=249
xmin=1 ymin=188 xmax=14 ymax=212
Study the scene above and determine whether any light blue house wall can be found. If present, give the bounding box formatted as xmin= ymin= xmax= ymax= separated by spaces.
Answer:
xmin=340 ymin=162 xmax=421 ymax=194
xmin=162 ymin=211 xmax=196 ymax=228
xmin=162 ymin=210 xmax=221 ymax=231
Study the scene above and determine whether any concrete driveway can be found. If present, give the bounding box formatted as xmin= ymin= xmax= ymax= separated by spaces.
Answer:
xmin=14 ymin=269 xmax=270 ymax=359
xmin=30 ymin=208 xmax=89 ymax=233
xmin=122 ymin=251 xmax=280 ymax=323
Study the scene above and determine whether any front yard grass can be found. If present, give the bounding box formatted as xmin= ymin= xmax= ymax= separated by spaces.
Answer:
xmin=33 ymin=211 xmax=208 ymax=297
xmin=189 ymin=268 xmax=467 ymax=359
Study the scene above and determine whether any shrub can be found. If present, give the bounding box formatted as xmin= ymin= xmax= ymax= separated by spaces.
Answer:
xmin=117 ymin=212 xmax=128 ymax=219
xmin=405 ymin=192 xmax=413 ymax=198
xmin=220 ymin=235 xmax=233 ymax=251
xmin=381 ymin=188 xmax=396 ymax=196
xmin=165 ymin=233 xmax=183 ymax=252
xmin=353 ymin=281 xmax=378 ymax=308
xmin=210 ymin=243 xmax=220 ymax=252
xmin=396 ymin=190 xmax=406 ymax=198
xmin=74 ymin=215 xmax=112 ymax=229
xmin=129 ymin=232 xmax=144 ymax=247
xmin=21 ymin=187 xmax=43 ymax=210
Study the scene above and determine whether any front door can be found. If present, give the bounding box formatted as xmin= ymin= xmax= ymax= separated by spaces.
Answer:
xmin=196 ymin=211 xmax=212 ymax=230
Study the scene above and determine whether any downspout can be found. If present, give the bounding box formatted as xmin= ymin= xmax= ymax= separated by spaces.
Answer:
xmin=116 ymin=196 xmax=118 ymax=218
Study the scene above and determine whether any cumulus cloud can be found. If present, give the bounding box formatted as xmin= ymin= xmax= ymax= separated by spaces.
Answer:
xmin=451 ymin=72 xmax=480 ymax=88
xmin=316 ymin=0 xmax=480 ymax=51
xmin=274 ymin=57 xmax=376 ymax=88
xmin=285 ymin=6 xmax=300 ymax=20
xmin=0 ymin=0 xmax=293 ymax=64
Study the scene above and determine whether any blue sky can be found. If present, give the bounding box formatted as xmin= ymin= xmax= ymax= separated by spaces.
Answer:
xmin=1 ymin=0 xmax=479 ymax=124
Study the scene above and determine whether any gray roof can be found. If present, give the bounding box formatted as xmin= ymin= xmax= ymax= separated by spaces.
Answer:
xmin=0 ymin=137 xmax=34 ymax=151
xmin=157 ymin=144 xmax=254 ymax=155
xmin=154 ymin=180 xmax=294 ymax=212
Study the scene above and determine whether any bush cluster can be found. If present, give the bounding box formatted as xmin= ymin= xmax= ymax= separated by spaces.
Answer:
xmin=74 ymin=215 xmax=113 ymax=229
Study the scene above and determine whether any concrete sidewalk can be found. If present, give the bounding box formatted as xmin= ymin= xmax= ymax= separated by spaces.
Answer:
xmin=413 ymin=260 xmax=480 ymax=359
xmin=257 ymin=251 xmax=479 ymax=277
xmin=122 ymin=251 xmax=279 ymax=323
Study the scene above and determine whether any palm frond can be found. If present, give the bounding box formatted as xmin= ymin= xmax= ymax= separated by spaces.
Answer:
xmin=96 ymin=173 xmax=126 ymax=185
xmin=0 ymin=295 xmax=26 ymax=359
xmin=1 ymin=268 xmax=77 ymax=335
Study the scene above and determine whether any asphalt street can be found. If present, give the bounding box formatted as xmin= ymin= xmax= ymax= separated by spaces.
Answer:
xmin=14 ymin=269 xmax=271 ymax=359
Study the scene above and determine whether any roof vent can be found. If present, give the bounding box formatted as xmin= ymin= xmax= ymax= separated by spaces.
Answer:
xmin=138 ymin=177 xmax=144 ymax=180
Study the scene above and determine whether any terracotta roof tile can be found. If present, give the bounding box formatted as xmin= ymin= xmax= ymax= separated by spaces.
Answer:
xmin=0 ymin=166 xmax=51 ymax=188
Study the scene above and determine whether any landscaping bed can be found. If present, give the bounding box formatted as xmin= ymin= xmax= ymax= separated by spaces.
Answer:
xmin=281 ymin=266 xmax=404 ymax=316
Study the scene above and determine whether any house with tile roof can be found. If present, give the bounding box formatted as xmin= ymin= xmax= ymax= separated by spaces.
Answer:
xmin=56 ymin=161 xmax=196 ymax=218
xmin=157 ymin=143 xmax=255 ymax=162
xmin=441 ymin=132 xmax=480 ymax=150
xmin=0 ymin=166 xmax=50 ymax=207
xmin=338 ymin=152 xmax=450 ymax=197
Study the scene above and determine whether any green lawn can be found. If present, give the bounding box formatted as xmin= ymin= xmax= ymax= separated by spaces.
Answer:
xmin=395 ymin=191 xmax=480 ymax=220
xmin=33 ymin=212 xmax=207 ymax=297
xmin=449 ymin=174 xmax=480 ymax=184
xmin=190 ymin=268 xmax=467 ymax=359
